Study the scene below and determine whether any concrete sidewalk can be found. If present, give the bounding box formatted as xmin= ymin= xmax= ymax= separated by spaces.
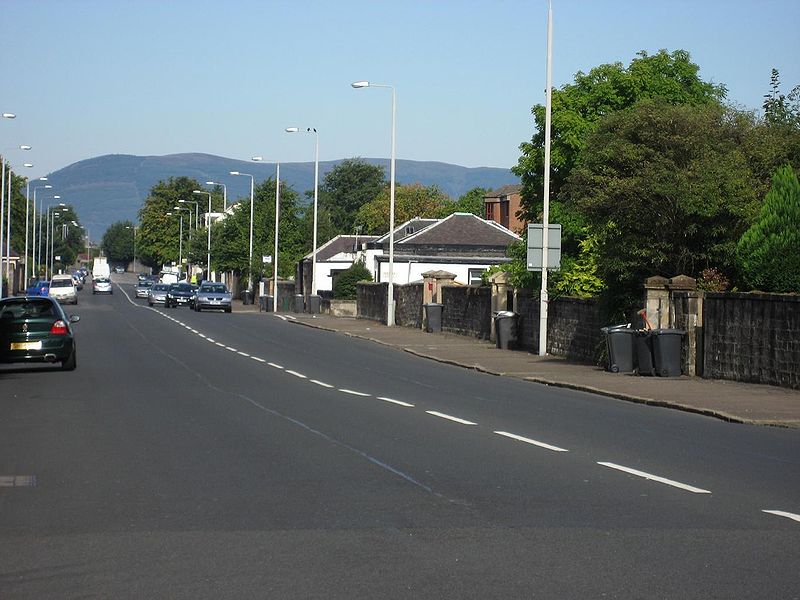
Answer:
xmin=244 ymin=304 xmax=800 ymax=428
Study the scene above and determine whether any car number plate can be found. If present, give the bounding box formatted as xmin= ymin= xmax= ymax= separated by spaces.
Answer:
xmin=11 ymin=341 xmax=42 ymax=351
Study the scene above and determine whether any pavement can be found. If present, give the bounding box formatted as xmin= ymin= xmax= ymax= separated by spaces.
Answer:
xmin=238 ymin=300 xmax=800 ymax=428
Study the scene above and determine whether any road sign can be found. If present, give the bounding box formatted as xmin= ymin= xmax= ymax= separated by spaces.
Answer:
xmin=526 ymin=223 xmax=561 ymax=271
xmin=262 ymin=255 xmax=272 ymax=264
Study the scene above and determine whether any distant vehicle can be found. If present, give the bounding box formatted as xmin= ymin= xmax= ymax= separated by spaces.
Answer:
xmin=192 ymin=282 xmax=232 ymax=313
xmin=92 ymin=277 xmax=112 ymax=294
xmin=147 ymin=283 xmax=170 ymax=306
xmin=165 ymin=283 xmax=195 ymax=308
xmin=0 ymin=296 xmax=79 ymax=370
xmin=114 ymin=266 xmax=125 ymax=274
xmin=135 ymin=280 xmax=154 ymax=298
xmin=26 ymin=279 xmax=50 ymax=297
xmin=49 ymin=274 xmax=78 ymax=305
xmin=71 ymin=273 xmax=84 ymax=290
xmin=93 ymin=257 xmax=110 ymax=280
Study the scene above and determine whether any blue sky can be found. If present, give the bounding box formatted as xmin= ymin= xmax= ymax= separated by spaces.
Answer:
xmin=2 ymin=0 xmax=798 ymax=180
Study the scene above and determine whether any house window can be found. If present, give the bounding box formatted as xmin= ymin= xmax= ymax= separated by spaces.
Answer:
xmin=405 ymin=226 xmax=414 ymax=235
xmin=485 ymin=203 xmax=494 ymax=221
xmin=500 ymin=199 xmax=510 ymax=227
xmin=468 ymin=268 xmax=485 ymax=286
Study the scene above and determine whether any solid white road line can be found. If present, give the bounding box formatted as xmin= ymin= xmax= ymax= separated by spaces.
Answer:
xmin=310 ymin=380 xmax=334 ymax=388
xmin=426 ymin=411 xmax=477 ymax=426
xmin=377 ymin=397 xmax=414 ymax=408
xmin=268 ymin=362 xmax=284 ymax=370
xmin=339 ymin=389 xmax=370 ymax=397
xmin=286 ymin=370 xmax=307 ymax=379
xmin=597 ymin=462 xmax=712 ymax=494
xmin=494 ymin=431 xmax=569 ymax=452
xmin=762 ymin=510 xmax=800 ymax=524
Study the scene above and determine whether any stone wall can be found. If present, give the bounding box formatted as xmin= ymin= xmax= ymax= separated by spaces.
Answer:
xmin=702 ymin=292 xmax=800 ymax=389
xmin=395 ymin=282 xmax=423 ymax=328
xmin=357 ymin=282 xmax=387 ymax=323
xmin=441 ymin=285 xmax=492 ymax=339
xmin=516 ymin=292 xmax=603 ymax=363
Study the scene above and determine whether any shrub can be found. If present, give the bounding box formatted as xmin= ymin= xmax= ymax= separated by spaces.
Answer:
xmin=736 ymin=165 xmax=800 ymax=292
xmin=332 ymin=260 xmax=373 ymax=299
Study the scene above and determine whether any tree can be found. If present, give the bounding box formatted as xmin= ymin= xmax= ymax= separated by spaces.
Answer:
xmin=319 ymin=158 xmax=386 ymax=234
xmin=101 ymin=220 xmax=135 ymax=263
xmin=355 ymin=183 xmax=451 ymax=234
xmin=513 ymin=49 xmax=726 ymax=234
xmin=332 ymin=259 xmax=372 ymax=299
xmin=736 ymin=165 xmax=800 ymax=292
xmin=763 ymin=68 xmax=800 ymax=128
xmin=562 ymin=100 xmax=758 ymax=303
xmin=440 ymin=187 xmax=487 ymax=217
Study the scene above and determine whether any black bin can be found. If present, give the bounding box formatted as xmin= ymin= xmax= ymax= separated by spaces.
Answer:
xmin=652 ymin=329 xmax=685 ymax=377
xmin=242 ymin=290 xmax=254 ymax=305
xmin=635 ymin=331 xmax=656 ymax=375
xmin=424 ymin=303 xmax=443 ymax=333
xmin=307 ymin=294 xmax=321 ymax=315
xmin=494 ymin=311 xmax=519 ymax=350
xmin=601 ymin=325 xmax=635 ymax=373
xmin=294 ymin=294 xmax=304 ymax=313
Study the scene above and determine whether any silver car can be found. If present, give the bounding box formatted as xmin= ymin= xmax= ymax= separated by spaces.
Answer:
xmin=147 ymin=283 xmax=170 ymax=306
xmin=135 ymin=280 xmax=153 ymax=298
xmin=49 ymin=275 xmax=78 ymax=305
xmin=192 ymin=283 xmax=232 ymax=313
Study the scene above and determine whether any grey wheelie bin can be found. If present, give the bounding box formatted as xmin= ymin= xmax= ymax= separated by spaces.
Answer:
xmin=601 ymin=325 xmax=635 ymax=373
xmin=651 ymin=329 xmax=685 ymax=377
xmin=635 ymin=330 xmax=656 ymax=375
xmin=494 ymin=311 xmax=519 ymax=350
xmin=424 ymin=303 xmax=443 ymax=333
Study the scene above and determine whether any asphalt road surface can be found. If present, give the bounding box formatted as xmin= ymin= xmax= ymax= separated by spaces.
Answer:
xmin=1 ymin=280 xmax=798 ymax=599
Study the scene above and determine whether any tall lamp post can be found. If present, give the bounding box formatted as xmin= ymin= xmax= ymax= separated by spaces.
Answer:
xmin=38 ymin=194 xmax=57 ymax=276
xmin=165 ymin=212 xmax=184 ymax=266
xmin=179 ymin=199 xmax=199 ymax=230
xmin=205 ymin=181 xmax=227 ymax=212
xmin=252 ymin=157 xmax=280 ymax=311
xmin=538 ymin=0 xmax=554 ymax=356
xmin=50 ymin=207 xmax=70 ymax=277
xmin=285 ymin=126 xmax=319 ymax=311
xmin=227 ymin=173 xmax=255 ymax=292
xmin=192 ymin=190 xmax=213 ymax=282
xmin=44 ymin=201 xmax=65 ymax=279
xmin=351 ymin=80 xmax=396 ymax=326
xmin=1 ymin=144 xmax=32 ymax=287
xmin=23 ymin=171 xmax=44 ymax=286
xmin=125 ymin=225 xmax=138 ymax=273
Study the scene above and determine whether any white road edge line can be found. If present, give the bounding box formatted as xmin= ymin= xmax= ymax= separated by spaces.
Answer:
xmin=268 ymin=362 xmax=284 ymax=370
xmin=286 ymin=370 xmax=307 ymax=379
xmin=377 ymin=397 xmax=414 ymax=407
xmin=762 ymin=510 xmax=800 ymax=524
xmin=597 ymin=462 xmax=712 ymax=494
xmin=494 ymin=431 xmax=569 ymax=452
xmin=426 ymin=411 xmax=477 ymax=425
xmin=339 ymin=389 xmax=370 ymax=397
xmin=310 ymin=380 xmax=334 ymax=388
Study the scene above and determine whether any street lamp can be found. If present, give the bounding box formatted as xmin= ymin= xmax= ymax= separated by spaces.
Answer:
xmin=179 ymin=199 xmax=199 ymax=230
xmin=227 ymin=173 xmax=255 ymax=291
xmin=43 ymin=200 xmax=64 ymax=279
xmin=165 ymin=212 xmax=184 ymax=266
xmin=252 ymin=156 xmax=281 ymax=311
xmin=125 ymin=225 xmax=138 ymax=273
xmin=23 ymin=171 xmax=42 ymax=285
xmin=351 ymin=80 xmax=397 ymax=326
xmin=285 ymin=126 xmax=320 ymax=311
xmin=192 ymin=190 xmax=213 ymax=282
xmin=205 ymin=181 xmax=227 ymax=212
xmin=1 ymin=144 xmax=32 ymax=287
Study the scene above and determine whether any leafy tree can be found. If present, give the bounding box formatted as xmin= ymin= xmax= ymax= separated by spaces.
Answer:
xmin=763 ymin=68 xmax=800 ymax=128
xmin=513 ymin=49 xmax=726 ymax=243
xmin=553 ymin=234 xmax=605 ymax=298
xmin=563 ymin=100 xmax=758 ymax=302
xmin=332 ymin=259 xmax=372 ymax=299
xmin=440 ymin=187 xmax=487 ymax=217
xmin=319 ymin=158 xmax=386 ymax=234
xmin=101 ymin=220 xmax=135 ymax=263
xmin=736 ymin=165 xmax=800 ymax=292
xmin=355 ymin=183 xmax=451 ymax=234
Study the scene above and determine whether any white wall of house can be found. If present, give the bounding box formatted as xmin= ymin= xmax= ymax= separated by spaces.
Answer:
xmin=377 ymin=259 xmax=492 ymax=286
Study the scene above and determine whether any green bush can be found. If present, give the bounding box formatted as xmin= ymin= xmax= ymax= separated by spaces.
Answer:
xmin=736 ymin=165 xmax=800 ymax=292
xmin=333 ymin=260 xmax=373 ymax=299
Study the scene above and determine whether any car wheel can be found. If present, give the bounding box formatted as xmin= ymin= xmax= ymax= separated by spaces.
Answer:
xmin=61 ymin=348 xmax=77 ymax=371
xmin=225 ymin=307 xmax=232 ymax=313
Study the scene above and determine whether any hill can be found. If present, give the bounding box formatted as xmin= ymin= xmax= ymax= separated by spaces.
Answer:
xmin=41 ymin=153 xmax=519 ymax=238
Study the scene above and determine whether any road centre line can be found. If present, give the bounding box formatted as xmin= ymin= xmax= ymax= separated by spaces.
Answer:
xmin=339 ymin=389 xmax=371 ymax=397
xmin=251 ymin=356 xmax=266 ymax=363
xmin=494 ymin=431 xmax=569 ymax=452
xmin=215 ymin=342 xmax=226 ymax=347
xmin=762 ymin=510 xmax=800 ymax=524
xmin=198 ymin=333 xmax=207 ymax=338
xmin=597 ymin=462 xmax=712 ymax=494
xmin=268 ymin=362 xmax=284 ymax=370
xmin=286 ymin=370 xmax=307 ymax=379
xmin=426 ymin=411 xmax=477 ymax=425
xmin=310 ymin=380 xmax=335 ymax=388
xmin=377 ymin=397 xmax=414 ymax=407
xmin=226 ymin=346 xmax=237 ymax=352
xmin=238 ymin=351 xmax=250 ymax=357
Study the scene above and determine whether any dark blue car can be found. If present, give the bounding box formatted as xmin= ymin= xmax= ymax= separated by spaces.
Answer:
xmin=25 ymin=280 xmax=51 ymax=297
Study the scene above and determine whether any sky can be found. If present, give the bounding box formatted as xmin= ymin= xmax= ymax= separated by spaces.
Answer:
xmin=1 ymin=0 xmax=798 ymax=180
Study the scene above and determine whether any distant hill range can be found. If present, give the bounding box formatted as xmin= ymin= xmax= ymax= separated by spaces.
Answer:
xmin=42 ymin=153 xmax=519 ymax=239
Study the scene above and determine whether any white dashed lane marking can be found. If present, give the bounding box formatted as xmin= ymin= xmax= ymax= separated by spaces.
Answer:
xmin=377 ymin=397 xmax=414 ymax=407
xmin=597 ymin=462 xmax=712 ymax=494
xmin=494 ymin=431 xmax=569 ymax=452
xmin=426 ymin=411 xmax=477 ymax=426
xmin=311 ymin=380 xmax=335 ymax=388
xmin=268 ymin=362 xmax=284 ymax=370
xmin=339 ymin=389 xmax=370 ymax=397
xmin=286 ymin=370 xmax=307 ymax=379
xmin=762 ymin=510 xmax=800 ymax=524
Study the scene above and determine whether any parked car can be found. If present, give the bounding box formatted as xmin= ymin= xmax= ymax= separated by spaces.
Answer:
xmin=135 ymin=279 xmax=154 ymax=298
xmin=114 ymin=266 xmax=125 ymax=274
xmin=192 ymin=282 xmax=232 ymax=313
xmin=0 ymin=296 xmax=79 ymax=370
xmin=92 ymin=277 xmax=113 ymax=294
xmin=71 ymin=273 xmax=84 ymax=290
xmin=147 ymin=283 xmax=170 ymax=306
xmin=165 ymin=282 xmax=195 ymax=308
xmin=49 ymin=274 xmax=79 ymax=305
xmin=26 ymin=279 xmax=50 ymax=297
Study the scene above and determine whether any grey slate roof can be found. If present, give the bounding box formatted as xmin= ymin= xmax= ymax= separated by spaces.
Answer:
xmin=306 ymin=234 xmax=378 ymax=261
xmin=398 ymin=213 xmax=520 ymax=247
xmin=484 ymin=184 xmax=522 ymax=198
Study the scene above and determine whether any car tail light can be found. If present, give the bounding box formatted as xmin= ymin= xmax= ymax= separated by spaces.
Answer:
xmin=50 ymin=320 xmax=69 ymax=335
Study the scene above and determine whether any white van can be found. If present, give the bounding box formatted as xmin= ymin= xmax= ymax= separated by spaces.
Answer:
xmin=49 ymin=274 xmax=78 ymax=305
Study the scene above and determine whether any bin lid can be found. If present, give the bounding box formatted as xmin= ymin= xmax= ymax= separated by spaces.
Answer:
xmin=424 ymin=303 xmax=443 ymax=307
xmin=495 ymin=310 xmax=516 ymax=317
xmin=653 ymin=328 xmax=685 ymax=335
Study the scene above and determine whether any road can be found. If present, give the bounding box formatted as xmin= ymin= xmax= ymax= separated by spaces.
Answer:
xmin=1 ymin=278 xmax=798 ymax=599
